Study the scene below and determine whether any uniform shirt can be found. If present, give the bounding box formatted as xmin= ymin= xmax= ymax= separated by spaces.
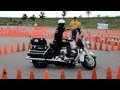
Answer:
xmin=54 ymin=26 xmax=65 ymax=42
xmin=70 ymin=20 xmax=81 ymax=30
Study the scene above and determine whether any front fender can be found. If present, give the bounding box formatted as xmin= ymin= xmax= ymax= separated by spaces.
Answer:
xmin=79 ymin=51 xmax=96 ymax=62
xmin=89 ymin=51 xmax=97 ymax=57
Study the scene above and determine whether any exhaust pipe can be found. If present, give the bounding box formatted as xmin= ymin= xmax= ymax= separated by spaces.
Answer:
xmin=26 ymin=56 xmax=65 ymax=62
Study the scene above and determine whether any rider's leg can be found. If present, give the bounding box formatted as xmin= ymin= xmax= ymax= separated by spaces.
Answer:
xmin=77 ymin=28 xmax=81 ymax=35
xmin=77 ymin=39 xmax=84 ymax=49
xmin=66 ymin=43 xmax=71 ymax=55
xmin=53 ymin=41 xmax=60 ymax=58
xmin=72 ymin=29 xmax=77 ymax=41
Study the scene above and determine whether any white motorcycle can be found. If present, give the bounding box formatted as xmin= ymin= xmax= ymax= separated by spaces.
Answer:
xmin=26 ymin=36 xmax=96 ymax=70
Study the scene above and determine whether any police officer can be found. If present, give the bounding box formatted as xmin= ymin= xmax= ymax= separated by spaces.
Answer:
xmin=53 ymin=19 xmax=66 ymax=56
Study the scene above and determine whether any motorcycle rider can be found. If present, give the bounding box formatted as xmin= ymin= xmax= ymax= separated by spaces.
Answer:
xmin=53 ymin=19 xmax=71 ymax=58
xmin=53 ymin=18 xmax=83 ymax=59
xmin=53 ymin=19 xmax=66 ymax=56
xmin=69 ymin=16 xmax=82 ymax=41
xmin=69 ymin=17 xmax=84 ymax=50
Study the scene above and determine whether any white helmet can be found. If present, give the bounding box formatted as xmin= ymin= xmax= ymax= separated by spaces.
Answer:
xmin=58 ymin=19 xmax=65 ymax=24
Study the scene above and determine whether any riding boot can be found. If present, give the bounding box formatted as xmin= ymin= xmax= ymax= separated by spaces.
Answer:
xmin=67 ymin=45 xmax=72 ymax=57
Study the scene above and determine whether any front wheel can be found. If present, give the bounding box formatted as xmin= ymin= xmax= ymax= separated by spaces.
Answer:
xmin=81 ymin=55 xmax=96 ymax=70
xmin=32 ymin=60 xmax=48 ymax=68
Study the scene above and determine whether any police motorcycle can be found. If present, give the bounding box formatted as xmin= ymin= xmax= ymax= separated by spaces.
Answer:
xmin=26 ymin=34 xmax=97 ymax=70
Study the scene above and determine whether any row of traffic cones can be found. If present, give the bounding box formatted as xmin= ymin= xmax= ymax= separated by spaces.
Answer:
xmin=89 ymin=41 xmax=120 ymax=51
xmin=87 ymin=35 xmax=120 ymax=45
xmin=0 ymin=29 xmax=120 ymax=43
xmin=0 ymin=42 xmax=31 ymax=56
xmin=0 ymin=27 xmax=120 ymax=37
xmin=1 ymin=68 xmax=35 ymax=79
xmin=1 ymin=67 xmax=120 ymax=79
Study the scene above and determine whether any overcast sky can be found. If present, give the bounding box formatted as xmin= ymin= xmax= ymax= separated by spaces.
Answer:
xmin=0 ymin=11 xmax=120 ymax=18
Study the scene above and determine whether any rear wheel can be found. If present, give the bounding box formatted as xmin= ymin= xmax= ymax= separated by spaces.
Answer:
xmin=32 ymin=60 xmax=48 ymax=68
xmin=81 ymin=55 xmax=96 ymax=70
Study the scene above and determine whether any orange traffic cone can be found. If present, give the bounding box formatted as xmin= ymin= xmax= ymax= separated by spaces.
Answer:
xmin=99 ymin=43 xmax=102 ymax=50
xmin=94 ymin=36 xmax=97 ymax=42
xmin=115 ymin=42 xmax=117 ymax=46
xmin=76 ymin=69 xmax=82 ymax=79
xmin=29 ymin=70 xmax=35 ymax=79
xmin=117 ymin=67 xmax=120 ymax=79
xmin=89 ymin=41 xmax=92 ymax=49
xmin=49 ymin=34 xmax=53 ymax=39
xmin=105 ymin=37 xmax=108 ymax=44
xmin=47 ymin=33 xmax=50 ymax=39
xmin=106 ymin=67 xmax=112 ymax=79
xmin=105 ymin=43 xmax=109 ymax=51
xmin=60 ymin=70 xmax=65 ymax=79
xmin=91 ymin=68 xmax=97 ymax=79
xmin=16 ymin=69 xmax=22 ymax=79
xmin=4 ymin=45 xmax=8 ymax=55
xmin=0 ymin=46 xmax=2 ymax=55
xmin=118 ymin=42 xmax=120 ymax=50
xmin=10 ymin=44 xmax=14 ymax=53
xmin=96 ymin=36 xmax=98 ymax=42
xmin=16 ymin=43 xmax=20 ymax=52
xmin=94 ymin=42 xmax=97 ymax=50
xmin=28 ymin=42 xmax=32 ymax=50
xmin=43 ymin=70 xmax=50 ymax=79
xmin=108 ymin=41 xmax=110 ymax=44
xmin=22 ymin=42 xmax=26 ymax=51
xmin=111 ymin=42 xmax=114 ymax=51
xmin=2 ymin=68 xmax=8 ymax=79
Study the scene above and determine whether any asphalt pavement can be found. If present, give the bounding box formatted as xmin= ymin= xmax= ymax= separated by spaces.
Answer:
xmin=0 ymin=36 xmax=120 ymax=79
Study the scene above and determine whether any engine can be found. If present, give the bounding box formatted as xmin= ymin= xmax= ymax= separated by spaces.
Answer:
xmin=69 ymin=40 xmax=77 ymax=49
xmin=59 ymin=39 xmax=78 ymax=60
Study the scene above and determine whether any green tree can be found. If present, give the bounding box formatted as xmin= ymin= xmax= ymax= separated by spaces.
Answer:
xmin=39 ymin=11 xmax=45 ymax=19
xmin=9 ymin=18 xmax=13 ymax=21
xmin=30 ymin=15 xmax=36 ymax=21
xmin=86 ymin=11 xmax=91 ymax=17
xmin=21 ymin=14 xmax=28 ymax=20
xmin=19 ymin=21 xmax=22 ymax=25
xmin=79 ymin=15 xmax=82 ymax=18
xmin=97 ymin=14 xmax=101 ymax=17
xmin=105 ymin=16 xmax=109 ymax=17
xmin=62 ymin=11 xmax=67 ymax=18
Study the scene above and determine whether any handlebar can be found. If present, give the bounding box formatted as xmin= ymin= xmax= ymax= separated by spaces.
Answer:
xmin=62 ymin=38 xmax=73 ymax=42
